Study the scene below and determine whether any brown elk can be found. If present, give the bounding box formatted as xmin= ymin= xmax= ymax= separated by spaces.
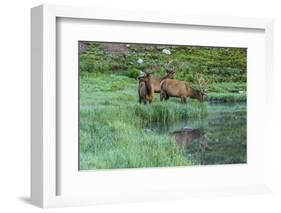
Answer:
xmin=150 ymin=60 xmax=175 ymax=93
xmin=151 ymin=69 xmax=176 ymax=93
xmin=160 ymin=74 xmax=208 ymax=103
xmin=138 ymin=71 xmax=154 ymax=104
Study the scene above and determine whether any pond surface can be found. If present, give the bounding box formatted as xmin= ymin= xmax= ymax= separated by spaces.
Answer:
xmin=149 ymin=103 xmax=247 ymax=165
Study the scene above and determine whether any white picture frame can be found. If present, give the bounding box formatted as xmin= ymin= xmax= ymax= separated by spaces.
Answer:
xmin=31 ymin=4 xmax=274 ymax=208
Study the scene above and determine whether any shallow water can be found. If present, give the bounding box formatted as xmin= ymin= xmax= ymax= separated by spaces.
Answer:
xmin=149 ymin=103 xmax=247 ymax=165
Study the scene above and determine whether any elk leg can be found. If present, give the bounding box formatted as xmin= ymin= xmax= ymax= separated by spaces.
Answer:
xmin=181 ymin=97 xmax=185 ymax=103
xmin=160 ymin=91 xmax=165 ymax=102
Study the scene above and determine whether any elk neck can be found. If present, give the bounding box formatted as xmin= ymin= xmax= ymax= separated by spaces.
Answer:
xmin=189 ymin=87 xmax=201 ymax=100
xmin=160 ymin=72 xmax=174 ymax=81
xmin=145 ymin=78 xmax=153 ymax=96
xmin=160 ymin=74 xmax=169 ymax=81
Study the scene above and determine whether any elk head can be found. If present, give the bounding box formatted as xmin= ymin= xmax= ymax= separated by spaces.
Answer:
xmin=164 ymin=60 xmax=175 ymax=79
xmin=196 ymin=74 xmax=208 ymax=102
xmin=165 ymin=69 xmax=176 ymax=79
xmin=138 ymin=70 xmax=152 ymax=82
xmin=138 ymin=70 xmax=154 ymax=98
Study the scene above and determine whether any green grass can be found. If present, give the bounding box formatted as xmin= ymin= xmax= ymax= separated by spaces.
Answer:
xmin=80 ymin=44 xmax=246 ymax=78
xmin=80 ymin=43 xmax=247 ymax=97
xmin=207 ymin=92 xmax=246 ymax=102
xmin=79 ymin=43 xmax=247 ymax=170
xmin=80 ymin=107 xmax=192 ymax=169
xmin=80 ymin=74 xmax=209 ymax=170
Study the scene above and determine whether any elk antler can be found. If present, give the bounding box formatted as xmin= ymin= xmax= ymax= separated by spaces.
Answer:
xmin=166 ymin=60 xmax=175 ymax=73
xmin=196 ymin=74 xmax=208 ymax=94
xmin=143 ymin=70 xmax=155 ymax=75
xmin=143 ymin=70 xmax=156 ymax=76
xmin=167 ymin=60 xmax=173 ymax=67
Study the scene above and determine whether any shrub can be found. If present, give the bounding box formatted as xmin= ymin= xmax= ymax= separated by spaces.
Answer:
xmin=126 ymin=68 xmax=140 ymax=79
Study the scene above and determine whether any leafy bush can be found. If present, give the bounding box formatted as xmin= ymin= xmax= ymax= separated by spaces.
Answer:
xmin=126 ymin=68 xmax=140 ymax=78
xmin=80 ymin=61 xmax=110 ymax=73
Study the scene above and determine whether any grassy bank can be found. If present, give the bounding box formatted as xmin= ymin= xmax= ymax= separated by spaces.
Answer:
xmin=80 ymin=42 xmax=247 ymax=99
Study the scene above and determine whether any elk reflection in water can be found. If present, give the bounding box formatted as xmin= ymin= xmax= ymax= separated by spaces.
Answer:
xmin=171 ymin=127 xmax=211 ymax=156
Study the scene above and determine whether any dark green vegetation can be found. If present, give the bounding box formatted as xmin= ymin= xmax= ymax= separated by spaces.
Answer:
xmin=79 ymin=42 xmax=247 ymax=170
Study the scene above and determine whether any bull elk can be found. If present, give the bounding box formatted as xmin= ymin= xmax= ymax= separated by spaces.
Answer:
xmin=160 ymin=74 xmax=208 ymax=103
xmin=138 ymin=71 xmax=154 ymax=104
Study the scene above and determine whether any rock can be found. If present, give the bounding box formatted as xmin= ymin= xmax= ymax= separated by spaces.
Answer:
xmin=79 ymin=41 xmax=91 ymax=54
xmin=99 ymin=43 xmax=130 ymax=57
xmin=181 ymin=126 xmax=193 ymax=131
xmin=143 ymin=128 xmax=153 ymax=133
xmin=137 ymin=58 xmax=144 ymax=64
xmin=162 ymin=49 xmax=171 ymax=55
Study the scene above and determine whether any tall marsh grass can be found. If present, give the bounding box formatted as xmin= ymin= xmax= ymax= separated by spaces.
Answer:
xmin=79 ymin=74 xmax=243 ymax=170
xmin=79 ymin=103 xmax=204 ymax=169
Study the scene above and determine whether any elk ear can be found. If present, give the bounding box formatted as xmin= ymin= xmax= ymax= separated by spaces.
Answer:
xmin=138 ymin=71 xmax=146 ymax=79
